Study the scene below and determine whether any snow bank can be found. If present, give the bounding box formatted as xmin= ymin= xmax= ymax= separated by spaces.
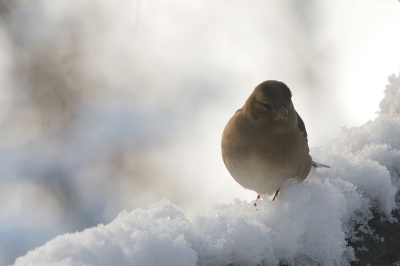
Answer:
xmin=14 ymin=73 xmax=400 ymax=266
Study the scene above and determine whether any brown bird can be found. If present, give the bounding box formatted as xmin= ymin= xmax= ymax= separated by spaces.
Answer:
xmin=221 ymin=80 xmax=329 ymax=203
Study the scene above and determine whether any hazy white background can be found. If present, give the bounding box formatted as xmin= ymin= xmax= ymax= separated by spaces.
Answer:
xmin=0 ymin=0 xmax=400 ymax=265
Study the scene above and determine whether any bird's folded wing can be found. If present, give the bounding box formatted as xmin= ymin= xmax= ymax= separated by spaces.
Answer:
xmin=296 ymin=111 xmax=308 ymax=140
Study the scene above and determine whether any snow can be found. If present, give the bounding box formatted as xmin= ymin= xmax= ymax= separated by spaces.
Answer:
xmin=13 ymin=73 xmax=400 ymax=265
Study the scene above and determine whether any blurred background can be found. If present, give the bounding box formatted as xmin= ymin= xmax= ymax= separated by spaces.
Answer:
xmin=0 ymin=0 xmax=399 ymax=264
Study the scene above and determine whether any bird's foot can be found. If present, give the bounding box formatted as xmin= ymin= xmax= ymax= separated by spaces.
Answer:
xmin=272 ymin=189 xmax=280 ymax=201
xmin=253 ymin=194 xmax=261 ymax=208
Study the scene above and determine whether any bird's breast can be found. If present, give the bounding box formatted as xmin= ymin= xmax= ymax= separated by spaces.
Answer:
xmin=222 ymin=119 xmax=311 ymax=195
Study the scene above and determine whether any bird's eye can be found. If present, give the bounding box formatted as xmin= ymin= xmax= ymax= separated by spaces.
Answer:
xmin=263 ymin=103 xmax=272 ymax=110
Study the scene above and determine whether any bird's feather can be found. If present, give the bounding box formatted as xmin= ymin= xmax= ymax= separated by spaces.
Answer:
xmin=312 ymin=161 xmax=330 ymax=168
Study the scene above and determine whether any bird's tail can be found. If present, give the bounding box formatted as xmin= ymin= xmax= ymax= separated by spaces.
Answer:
xmin=312 ymin=161 xmax=330 ymax=168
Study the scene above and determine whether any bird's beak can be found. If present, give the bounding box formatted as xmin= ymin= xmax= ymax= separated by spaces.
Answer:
xmin=275 ymin=105 xmax=289 ymax=117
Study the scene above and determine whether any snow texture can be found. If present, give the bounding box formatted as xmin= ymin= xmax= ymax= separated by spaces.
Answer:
xmin=14 ymin=73 xmax=400 ymax=265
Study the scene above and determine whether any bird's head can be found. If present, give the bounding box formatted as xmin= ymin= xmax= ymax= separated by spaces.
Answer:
xmin=243 ymin=80 xmax=298 ymax=131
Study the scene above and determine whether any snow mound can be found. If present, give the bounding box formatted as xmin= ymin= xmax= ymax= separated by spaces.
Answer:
xmin=379 ymin=73 xmax=400 ymax=117
xmin=14 ymin=72 xmax=400 ymax=266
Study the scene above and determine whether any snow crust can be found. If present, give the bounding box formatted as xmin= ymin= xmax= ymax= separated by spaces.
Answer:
xmin=14 ymin=73 xmax=400 ymax=265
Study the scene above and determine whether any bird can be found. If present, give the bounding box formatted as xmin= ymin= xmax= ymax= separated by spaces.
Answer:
xmin=221 ymin=80 xmax=329 ymax=204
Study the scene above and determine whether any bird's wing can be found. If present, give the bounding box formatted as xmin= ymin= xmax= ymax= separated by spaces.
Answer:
xmin=297 ymin=112 xmax=331 ymax=169
xmin=296 ymin=111 xmax=309 ymax=147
